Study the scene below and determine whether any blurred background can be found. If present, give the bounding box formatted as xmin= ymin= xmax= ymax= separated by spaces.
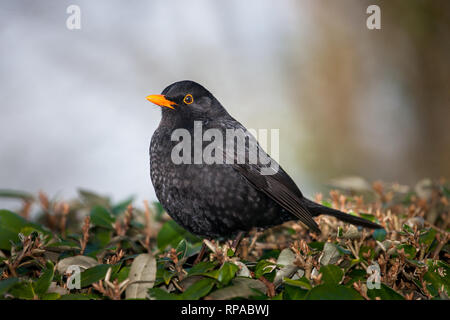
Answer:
xmin=1 ymin=0 xmax=449 ymax=210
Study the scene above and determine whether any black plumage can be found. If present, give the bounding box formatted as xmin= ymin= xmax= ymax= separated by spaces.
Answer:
xmin=148 ymin=80 xmax=382 ymax=239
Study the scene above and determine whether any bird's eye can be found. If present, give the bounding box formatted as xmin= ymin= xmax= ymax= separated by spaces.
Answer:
xmin=183 ymin=94 xmax=194 ymax=104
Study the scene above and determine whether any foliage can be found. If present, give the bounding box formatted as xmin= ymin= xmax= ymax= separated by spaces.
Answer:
xmin=0 ymin=179 xmax=449 ymax=300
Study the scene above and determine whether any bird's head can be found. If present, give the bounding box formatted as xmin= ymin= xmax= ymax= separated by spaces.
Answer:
xmin=146 ymin=80 xmax=228 ymax=124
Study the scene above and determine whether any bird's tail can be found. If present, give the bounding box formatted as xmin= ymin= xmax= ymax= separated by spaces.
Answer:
xmin=302 ymin=198 xmax=383 ymax=229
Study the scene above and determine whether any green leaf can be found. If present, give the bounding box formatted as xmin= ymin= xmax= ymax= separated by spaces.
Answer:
xmin=0 ymin=278 xmax=19 ymax=296
xmin=358 ymin=245 xmax=375 ymax=261
xmin=156 ymin=220 xmax=200 ymax=251
xmin=157 ymin=221 xmax=183 ymax=250
xmin=8 ymin=280 xmax=35 ymax=299
xmin=406 ymin=259 xmax=426 ymax=268
xmin=46 ymin=239 xmax=80 ymax=249
xmin=254 ymin=260 xmax=276 ymax=279
xmin=344 ymin=269 xmax=367 ymax=287
xmin=199 ymin=269 xmax=220 ymax=280
xmin=402 ymin=191 xmax=415 ymax=205
xmin=367 ymin=283 xmax=404 ymax=300
xmin=336 ymin=244 xmax=352 ymax=255
xmin=175 ymin=239 xmax=188 ymax=259
xmin=373 ymin=228 xmax=387 ymax=241
xmin=91 ymin=228 xmax=112 ymax=249
xmin=322 ymin=201 xmax=332 ymax=208
xmin=78 ymin=189 xmax=110 ymax=207
xmin=217 ymin=262 xmax=239 ymax=286
xmin=34 ymin=261 xmax=55 ymax=297
xmin=0 ymin=211 xmax=49 ymax=250
xmin=0 ymin=189 xmax=34 ymax=201
xmin=0 ymin=210 xmax=31 ymax=249
xmin=402 ymin=224 xmax=414 ymax=234
xmin=80 ymin=264 xmax=110 ymax=288
xmin=153 ymin=202 xmax=165 ymax=221
xmin=308 ymin=241 xmax=324 ymax=251
xmin=181 ymin=278 xmax=215 ymax=300
xmin=423 ymin=262 xmax=449 ymax=296
xmin=187 ymin=261 xmax=217 ymax=276
xmin=111 ymin=197 xmax=134 ymax=216
xmin=283 ymin=285 xmax=308 ymax=300
xmin=305 ymin=284 xmax=363 ymax=300
xmin=358 ymin=213 xmax=376 ymax=222
xmin=320 ymin=265 xmax=344 ymax=285
xmin=115 ymin=266 xmax=130 ymax=283
xmin=59 ymin=293 xmax=99 ymax=300
xmin=419 ymin=228 xmax=437 ymax=248
xmin=185 ymin=242 xmax=203 ymax=258
xmin=283 ymin=276 xmax=312 ymax=290
xmin=148 ymin=287 xmax=180 ymax=300
xmin=260 ymin=249 xmax=280 ymax=260
xmin=162 ymin=269 xmax=175 ymax=285
xmin=271 ymin=292 xmax=283 ymax=300
xmin=397 ymin=244 xmax=417 ymax=259
xmin=442 ymin=186 xmax=450 ymax=198
xmin=41 ymin=292 xmax=60 ymax=300
xmin=90 ymin=206 xmax=115 ymax=230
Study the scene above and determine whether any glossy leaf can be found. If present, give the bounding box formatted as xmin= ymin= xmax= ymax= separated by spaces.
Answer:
xmin=175 ymin=239 xmax=188 ymax=259
xmin=283 ymin=285 xmax=308 ymax=300
xmin=181 ymin=278 xmax=215 ymax=300
xmin=41 ymin=292 xmax=60 ymax=300
xmin=0 ymin=278 xmax=19 ymax=296
xmin=0 ymin=189 xmax=34 ymax=201
xmin=419 ymin=228 xmax=437 ymax=248
xmin=8 ymin=281 xmax=35 ymax=299
xmin=0 ymin=210 xmax=34 ymax=249
xmin=34 ymin=261 xmax=55 ymax=297
xmin=397 ymin=244 xmax=417 ymax=259
xmin=111 ymin=197 xmax=134 ymax=216
xmin=217 ymin=262 xmax=239 ymax=286
xmin=283 ymin=276 xmax=312 ymax=290
xmin=367 ymin=283 xmax=404 ymax=300
xmin=59 ymin=293 xmax=99 ymax=300
xmin=254 ymin=260 xmax=276 ymax=279
xmin=80 ymin=264 xmax=110 ymax=288
xmin=78 ymin=189 xmax=110 ymax=207
xmin=305 ymin=284 xmax=363 ymax=300
xmin=320 ymin=265 xmax=344 ymax=285
xmin=373 ymin=228 xmax=387 ymax=241
xmin=156 ymin=220 xmax=200 ymax=250
xmin=148 ymin=287 xmax=180 ymax=300
xmin=90 ymin=206 xmax=115 ymax=229
xmin=187 ymin=261 xmax=217 ymax=276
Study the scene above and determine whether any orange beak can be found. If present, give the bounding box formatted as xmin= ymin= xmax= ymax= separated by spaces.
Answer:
xmin=146 ymin=94 xmax=177 ymax=109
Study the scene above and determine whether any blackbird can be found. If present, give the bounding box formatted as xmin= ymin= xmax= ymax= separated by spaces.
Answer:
xmin=147 ymin=80 xmax=382 ymax=239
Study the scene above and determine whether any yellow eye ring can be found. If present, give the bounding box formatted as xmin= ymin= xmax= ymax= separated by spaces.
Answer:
xmin=183 ymin=94 xmax=194 ymax=104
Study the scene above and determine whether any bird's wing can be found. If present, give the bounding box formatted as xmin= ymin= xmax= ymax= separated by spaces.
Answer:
xmin=217 ymin=121 xmax=320 ymax=233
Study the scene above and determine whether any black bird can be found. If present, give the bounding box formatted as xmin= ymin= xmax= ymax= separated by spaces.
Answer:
xmin=147 ymin=80 xmax=382 ymax=240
